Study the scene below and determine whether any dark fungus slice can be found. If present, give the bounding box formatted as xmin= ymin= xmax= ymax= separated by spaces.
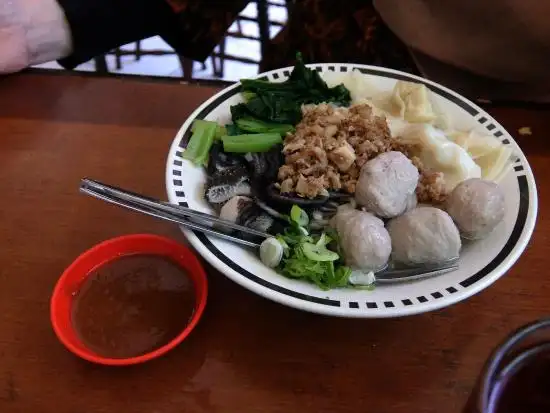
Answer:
xmin=219 ymin=195 xmax=285 ymax=238
xmin=205 ymin=165 xmax=251 ymax=209
xmin=254 ymin=198 xmax=290 ymax=222
xmin=206 ymin=142 xmax=244 ymax=176
xmin=265 ymin=183 xmax=329 ymax=208
xmin=328 ymin=190 xmax=353 ymax=202
xmin=243 ymin=144 xmax=284 ymax=183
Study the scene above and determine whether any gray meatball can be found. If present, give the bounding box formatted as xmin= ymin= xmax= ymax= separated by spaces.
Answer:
xmin=387 ymin=207 xmax=461 ymax=265
xmin=330 ymin=204 xmax=391 ymax=271
xmin=446 ymin=178 xmax=505 ymax=240
xmin=355 ymin=151 xmax=419 ymax=218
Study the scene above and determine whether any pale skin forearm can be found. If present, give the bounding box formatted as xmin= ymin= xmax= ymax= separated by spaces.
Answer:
xmin=0 ymin=0 xmax=72 ymax=73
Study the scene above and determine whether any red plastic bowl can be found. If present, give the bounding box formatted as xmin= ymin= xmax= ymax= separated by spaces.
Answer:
xmin=50 ymin=234 xmax=208 ymax=366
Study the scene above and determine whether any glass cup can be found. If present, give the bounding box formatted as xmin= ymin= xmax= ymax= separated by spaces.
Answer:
xmin=464 ymin=318 xmax=550 ymax=413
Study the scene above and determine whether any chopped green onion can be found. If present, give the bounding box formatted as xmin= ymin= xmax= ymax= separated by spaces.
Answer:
xmin=302 ymin=242 xmax=339 ymax=262
xmin=260 ymin=238 xmax=284 ymax=268
xmin=290 ymin=205 xmax=309 ymax=227
xmin=183 ymin=119 xmax=218 ymax=165
xmin=221 ymin=133 xmax=282 ymax=153
xmin=265 ymin=204 xmax=357 ymax=290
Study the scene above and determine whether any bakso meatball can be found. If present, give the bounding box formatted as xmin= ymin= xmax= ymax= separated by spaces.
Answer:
xmin=387 ymin=206 xmax=461 ymax=265
xmin=355 ymin=151 xmax=419 ymax=218
xmin=330 ymin=204 xmax=391 ymax=271
xmin=446 ymin=178 xmax=506 ymax=240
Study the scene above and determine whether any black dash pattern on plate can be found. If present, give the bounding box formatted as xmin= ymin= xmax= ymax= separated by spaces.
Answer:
xmin=384 ymin=301 xmax=395 ymax=308
xmin=366 ymin=302 xmax=378 ymax=309
xmin=486 ymin=124 xmax=496 ymax=131
xmin=173 ymin=180 xmax=182 ymax=187
xmin=402 ymin=299 xmax=413 ymax=306
xmin=478 ymin=116 xmax=488 ymax=124
xmin=446 ymin=287 xmax=458 ymax=294
xmin=174 ymin=159 xmax=182 ymax=167
xmin=417 ymin=296 xmax=428 ymax=303
xmin=349 ymin=301 xmax=359 ymax=309
xmin=431 ymin=292 xmax=443 ymax=299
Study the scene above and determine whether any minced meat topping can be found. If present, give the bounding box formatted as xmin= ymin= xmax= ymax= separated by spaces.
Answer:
xmin=277 ymin=103 xmax=446 ymax=203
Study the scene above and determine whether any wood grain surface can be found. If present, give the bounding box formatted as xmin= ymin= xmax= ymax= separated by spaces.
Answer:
xmin=0 ymin=72 xmax=549 ymax=413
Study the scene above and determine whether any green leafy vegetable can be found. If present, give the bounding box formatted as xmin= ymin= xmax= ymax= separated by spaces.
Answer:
xmin=235 ymin=117 xmax=294 ymax=135
xmin=231 ymin=52 xmax=351 ymax=125
xmin=241 ymin=91 xmax=257 ymax=102
xmin=273 ymin=206 xmax=353 ymax=290
xmin=221 ymin=133 xmax=282 ymax=153
xmin=225 ymin=123 xmax=243 ymax=136
xmin=214 ymin=125 xmax=227 ymax=140
xmin=183 ymin=119 xmax=218 ymax=165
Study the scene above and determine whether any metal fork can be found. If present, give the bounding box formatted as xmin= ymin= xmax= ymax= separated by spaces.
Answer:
xmin=80 ymin=178 xmax=269 ymax=248
xmin=79 ymin=178 xmax=459 ymax=282
xmin=374 ymin=257 xmax=459 ymax=283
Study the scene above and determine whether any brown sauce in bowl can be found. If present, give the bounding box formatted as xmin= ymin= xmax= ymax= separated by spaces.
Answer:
xmin=71 ymin=254 xmax=195 ymax=359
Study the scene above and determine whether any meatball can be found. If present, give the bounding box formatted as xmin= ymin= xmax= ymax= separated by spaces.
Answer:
xmin=446 ymin=178 xmax=505 ymax=240
xmin=355 ymin=151 xmax=419 ymax=218
xmin=330 ymin=204 xmax=391 ymax=271
xmin=387 ymin=206 xmax=461 ymax=265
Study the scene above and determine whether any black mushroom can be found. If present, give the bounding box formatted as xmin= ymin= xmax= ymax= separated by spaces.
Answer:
xmin=206 ymin=142 xmax=244 ymax=176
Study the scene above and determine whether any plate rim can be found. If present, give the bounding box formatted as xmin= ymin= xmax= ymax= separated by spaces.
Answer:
xmin=165 ymin=63 xmax=538 ymax=318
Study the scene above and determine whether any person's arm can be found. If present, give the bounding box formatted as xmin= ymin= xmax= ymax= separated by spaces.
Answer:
xmin=0 ymin=0 xmax=71 ymax=73
xmin=0 ymin=0 xmax=247 ymax=74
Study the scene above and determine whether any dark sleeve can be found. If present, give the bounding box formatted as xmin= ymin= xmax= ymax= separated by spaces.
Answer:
xmin=57 ymin=0 xmax=247 ymax=69
xmin=57 ymin=0 xmax=176 ymax=69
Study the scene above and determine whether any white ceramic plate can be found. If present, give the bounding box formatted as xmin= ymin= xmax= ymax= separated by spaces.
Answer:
xmin=166 ymin=64 xmax=537 ymax=318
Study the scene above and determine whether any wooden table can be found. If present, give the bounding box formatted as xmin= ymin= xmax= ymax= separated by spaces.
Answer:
xmin=0 ymin=70 xmax=549 ymax=413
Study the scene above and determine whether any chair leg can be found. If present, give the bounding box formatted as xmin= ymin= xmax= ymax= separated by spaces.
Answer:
xmin=215 ymin=38 xmax=226 ymax=78
xmin=236 ymin=17 xmax=244 ymax=35
xmin=114 ymin=48 xmax=122 ymax=70
xmin=285 ymin=0 xmax=293 ymax=16
xmin=178 ymin=56 xmax=194 ymax=81
xmin=257 ymin=0 xmax=270 ymax=60
xmin=135 ymin=41 xmax=142 ymax=61
xmin=94 ymin=56 xmax=108 ymax=73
